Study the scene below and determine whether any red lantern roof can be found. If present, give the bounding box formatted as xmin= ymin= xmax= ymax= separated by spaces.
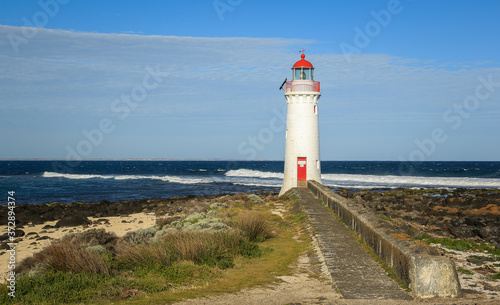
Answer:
xmin=292 ymin=54 xmax=314 ymax=68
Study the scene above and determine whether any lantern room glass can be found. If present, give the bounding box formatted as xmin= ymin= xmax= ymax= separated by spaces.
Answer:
xmin=292 ymin=67 xmax=314 ymax=81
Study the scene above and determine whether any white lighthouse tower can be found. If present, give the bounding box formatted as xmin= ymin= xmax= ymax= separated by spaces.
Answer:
xmin=279 ymin=53 xmax=321 ymax=196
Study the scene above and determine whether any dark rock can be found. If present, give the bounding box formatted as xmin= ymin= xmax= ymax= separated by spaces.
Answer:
xmin=36 ymin=236 xmax=52 ymax=241
xmin=478 ymin=226 xmax=500 ymax=242
xmin=55 ymin=215 xmax=91 ymax=227
xmin=449 ymin=226 xmax=479 ymax=239
xmin=42 ymin=224 xmax=55 ymax=230
xmin=93 ymin=218 xmax=110 ymax=224
xmin=467 ymin=257 xmax=485 ymax=265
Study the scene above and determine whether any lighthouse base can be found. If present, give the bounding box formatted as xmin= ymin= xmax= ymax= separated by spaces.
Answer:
xmin=297 ymin=180 xmax=307 ymax=188
xmin=279 ymin=178 xmax=321 ymax=196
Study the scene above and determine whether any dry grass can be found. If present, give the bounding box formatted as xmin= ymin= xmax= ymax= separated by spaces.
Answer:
xmin=17 ymin=230 xmax=114 ymax=275
xmin=230 ymin=211 xmax=270 ymax=242
xmin=115 ymin=242 xmax=175 ymax=270
xmin=28 ymin=239 xmax=110 ymax=275
xmin=116 ymin=231 xmax=243 ymax=270
xmin=165 ymin=231 xmax=241 ymax=261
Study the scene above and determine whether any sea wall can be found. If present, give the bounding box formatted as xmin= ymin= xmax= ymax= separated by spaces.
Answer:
xmin=307 ymin=180 xmax=462 ymax=298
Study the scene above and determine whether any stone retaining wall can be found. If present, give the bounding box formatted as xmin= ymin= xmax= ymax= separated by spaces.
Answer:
xmin=307 ymin=180 xmax=462 ymax=298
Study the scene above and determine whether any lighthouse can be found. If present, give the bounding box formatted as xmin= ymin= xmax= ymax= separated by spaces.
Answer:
xmin=279 ymin=53 xmax=321 ymax=196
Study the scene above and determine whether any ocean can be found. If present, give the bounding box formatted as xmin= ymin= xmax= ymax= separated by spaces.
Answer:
xmin=1 ymin=160 xmax=500 ymax=205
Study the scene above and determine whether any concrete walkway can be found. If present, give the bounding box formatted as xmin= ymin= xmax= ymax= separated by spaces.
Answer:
xmin=294 ymin=188 xmax=412 ymax=300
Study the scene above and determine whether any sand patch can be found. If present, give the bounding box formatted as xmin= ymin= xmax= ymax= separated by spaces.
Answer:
xmin=1 ymin=212 xmax=155 ymax=283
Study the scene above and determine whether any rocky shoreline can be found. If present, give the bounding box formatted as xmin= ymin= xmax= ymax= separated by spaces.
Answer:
xmin=1 ymin=194 xmax=223 ymax=229
xmin=340 ymin=188 xmax=500 ymax=245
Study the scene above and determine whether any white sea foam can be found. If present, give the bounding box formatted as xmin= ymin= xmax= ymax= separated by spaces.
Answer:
xmin=321 ymin=174 xmax=500 ymax=188
xmin=43 ymin=172 xmax=113 ymax=180
xmin=225 ymin=169 xmax=284 ymax=179
xmin=42 ymin=172 xmax=215 ymax=185
xmin=42 ymin=171 xmax=500 ymax=189
xmin=233 ymin=181 xmax=283 ymax=187
xmin=152 ymin=175 xmax=214 ymax=184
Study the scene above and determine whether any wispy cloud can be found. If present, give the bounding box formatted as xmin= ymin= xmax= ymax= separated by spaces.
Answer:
xmin=1 ymin=25 xmax=499 ymax=159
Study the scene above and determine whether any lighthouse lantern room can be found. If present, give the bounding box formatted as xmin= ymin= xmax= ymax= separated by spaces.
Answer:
xmin=279 ymin=53 xmax=322 ymax=196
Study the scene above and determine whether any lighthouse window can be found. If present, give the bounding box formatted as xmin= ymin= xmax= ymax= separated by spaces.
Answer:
xmin=293 ymin=68 xmax=313 ymax=80
xmin=314 ymin=105 xmax=317 ymax=114
xmin=294 ymin=69 xmax=301 ymax=80
xmin=303 ymin=68 xmax=311 ymax=80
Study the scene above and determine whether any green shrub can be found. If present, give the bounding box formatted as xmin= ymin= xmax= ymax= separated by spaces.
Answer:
xmin=184 ymin=218 xmax=230 ymax=232
xmin=248 ymin=194 xmax=265 ymax=204
xmin=122 ymin=227 xmax=159 ymax=245
xmin=13 ymin=271 xmax=108 ymax=304
xmin=207 ymin=210 xmax=223 ymax=217
xmin=182 ymin=212 xmax=207 ymax=224
xmin=209 ymin=202 xmax=229 ymax=210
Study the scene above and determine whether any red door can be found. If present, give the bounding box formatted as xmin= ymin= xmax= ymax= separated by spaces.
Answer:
xmin=297 ymin=157 xmax=307 ymax=181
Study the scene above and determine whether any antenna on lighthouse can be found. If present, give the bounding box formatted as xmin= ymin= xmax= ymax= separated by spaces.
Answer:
xmin=279 ymin=78 xmax=287 ymax=91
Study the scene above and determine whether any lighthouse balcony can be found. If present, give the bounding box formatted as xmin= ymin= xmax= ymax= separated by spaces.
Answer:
xmin=285 ymin=80 xmax=320 ymax=93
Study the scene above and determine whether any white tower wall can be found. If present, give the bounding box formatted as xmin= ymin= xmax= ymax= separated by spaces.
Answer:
xmin=279 ymin=89 xmax=321 ymax=195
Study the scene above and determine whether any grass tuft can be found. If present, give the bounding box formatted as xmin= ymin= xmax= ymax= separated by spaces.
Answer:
xmin=230 ymin=211 xmax=270 ymax=242
xmin=457 ymin=267 xmax=474 ymax=275
xmin=17 ymin=237 xmax=111 ymax=275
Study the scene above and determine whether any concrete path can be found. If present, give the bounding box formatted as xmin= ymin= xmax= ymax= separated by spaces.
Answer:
xmin=294 ymin=188 xmax=412 ymax=300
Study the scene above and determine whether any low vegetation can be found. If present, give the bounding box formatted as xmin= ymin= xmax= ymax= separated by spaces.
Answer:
xmin=0 ymin=192 xmax=308 ymax=304
xmin=417 ymin=233 xmax=500 ymax=257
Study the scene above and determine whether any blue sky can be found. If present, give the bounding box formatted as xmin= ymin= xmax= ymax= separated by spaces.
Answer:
xmin=1 ymin=0 xmax=499 ymax=161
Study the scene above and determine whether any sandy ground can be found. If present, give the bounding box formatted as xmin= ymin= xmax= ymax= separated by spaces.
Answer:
xmin=1 ymin=212 xmax=156 ymax=283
